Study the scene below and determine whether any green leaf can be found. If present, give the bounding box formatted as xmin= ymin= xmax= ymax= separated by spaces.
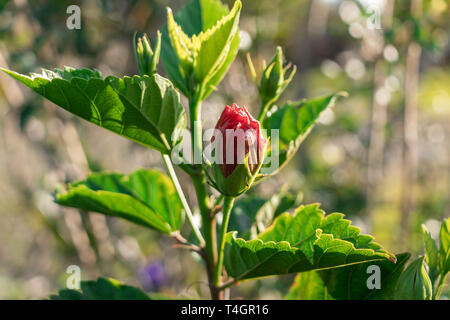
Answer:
xmin=194 ymin=1 xmax=241 ymax=100
xmin=439 ymin=218 xmax=450 ymax=276
xmin=198 ymin=0 xmax=229 ymax=30
xmin=166 ymin=7 xmax=196 ymax=75
xmin=50 ymin=277 xmax=149 ymax=300
xmin=261 ymin=93 xmax=346 ymax=176
xmin=227 ymin=196 xmax=267 ymax=239
xmin=161 ymin=0 xmax=241 ymax=99
xmin=224 ymin=204 xmax=395 ymax=281
xmin=55 ymin=169 xmax=184 ymax=235
xmin=421 ymin=224 xmax=440 ymax=285
xmin=0 ymin=67 xmax=186 ymax=154
xmin=285 ymin=268 xmax=329 ymax=300
xmin=228 ymin=190 xmax=301 ymax=239
xmin=285 ymin=253 xmax=410 ymax=300
xmin=395 ymin=257 xmax=433 ymax=300
xmin=200 ymin=22 xmax=241 ymax=101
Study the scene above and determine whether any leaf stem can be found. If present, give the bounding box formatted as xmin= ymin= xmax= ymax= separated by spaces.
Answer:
xmin=162 ymin=153 xmax=204 ymax=245
xmin=217 ymin=278 xmax=238 ymax=291
xmin=172 ymin=231 xmax=203 ymax=254
xmin=214 ymin=196 xmax=235 ymax=289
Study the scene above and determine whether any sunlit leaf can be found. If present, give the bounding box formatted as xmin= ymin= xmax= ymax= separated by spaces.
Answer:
xmin=285 ymin=268 xmax=329 ymax=300
xmin=439 ymin=218 xmax=450 ymax=276
xmin=193 ymin=1 xmax=241 ymax=100
xmin=1 ymin=67 xmax=186 ymax=153
xmin=55 ymin=169 xmax=184 ymax=235
xmin=161 ymin=0 xmax=241 ymax=99
xmin=166 ymin=8 xmax=195 ymax=74
xmin=261 ymin=93 xmax=346 ymax=176
xmin=421 ymin=224 xmax=440 ymax=285
xmin=285 ymin=253 xmax=410 ymax=300
xmin=394 ymin=257 xmax=433 ymax=300
xmin=224 ymin=204 xmax=395 ymax=281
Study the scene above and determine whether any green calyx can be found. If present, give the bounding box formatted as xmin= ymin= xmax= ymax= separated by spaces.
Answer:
xmin=207 ymin=145 xmax=266 ymax=197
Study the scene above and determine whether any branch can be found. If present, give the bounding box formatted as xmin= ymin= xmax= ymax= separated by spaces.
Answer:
xmin=172 ymin=232 xmax=203 ymax=255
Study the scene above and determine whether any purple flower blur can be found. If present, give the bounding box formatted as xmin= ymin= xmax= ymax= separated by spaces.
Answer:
xmin=139 ymin=261 xmax=167 ymax=292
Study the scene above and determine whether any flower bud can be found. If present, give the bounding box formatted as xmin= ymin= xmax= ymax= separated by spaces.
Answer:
xmin=260 ymin=47 xmax=284 ymax=104
xmin=134 ymin=32 xmax=161 ymax=76
xmin=208 ymin=104 xmax=267 ymax=197
xmin=248 ymin=46 xmax=297 ymax=120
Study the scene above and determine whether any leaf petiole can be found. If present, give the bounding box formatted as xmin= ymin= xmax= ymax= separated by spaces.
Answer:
xmin=162 ymin=153 xmax=205 ymax=245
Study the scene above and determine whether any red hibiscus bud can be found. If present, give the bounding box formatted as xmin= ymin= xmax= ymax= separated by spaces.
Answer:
xmin=209 ymin=104 xmax=267 ymax=196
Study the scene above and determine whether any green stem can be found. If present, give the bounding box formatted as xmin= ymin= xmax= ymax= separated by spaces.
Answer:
xmin=192 ymin=173 xmax=215 ymax=259
xmin=214 ymin=196 xmax=235 ymax=289
xmin=190 ymin=99 xmax=203 ymax=166
xmin=161 ymin=153 xmax=204 ymax=245
xmin=217 ymin=278 xmax=238 ymax=291
xmin=188 ymin=97 xmax=220 ymax=298
xmin=257 ymin=100 xmax=271 ymax=122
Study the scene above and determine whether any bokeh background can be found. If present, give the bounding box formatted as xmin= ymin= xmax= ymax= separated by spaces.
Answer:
xmin=0 ymin=0 xmax=449 ymax=299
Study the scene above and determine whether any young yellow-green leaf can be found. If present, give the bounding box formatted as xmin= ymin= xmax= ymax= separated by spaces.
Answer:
xmin=0 ymin=67 xmax=186 ymax=154
xmin=261 ymin=93 xmax=346 ymax=176
xmin=199 ymin=0 xmax=229 ymax=30
xmin=285 ymin=253 xmax=410 ymax=300
xmin=200 ymin=31 xmax=240 ymax=99
xmin=395 ymin=257 xmax=433 ymax=300
xmin=50 ymin=277 xmax=149 ymax=300
xmin=193 ymin=1 xmax=241 ymax=99
xmin=55 ymin=169 xmax=184 ymax=235
xmin=167 ymin=7 xmax=196 ymax=73
xmin=421 ymin=224 xmax=440 ymax=285
xmin=161 ymin=0 xmax=241 ymax=100
xmin=439 ymin=218 xmax=450 ymax=276
xmin=224 ymin=204 xmax=395 ymax=281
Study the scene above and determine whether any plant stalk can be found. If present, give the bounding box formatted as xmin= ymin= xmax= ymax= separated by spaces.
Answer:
xmin=190 ymin=99 xmax=203 ymax=166
xmin=188 ymin=97 xmax=220 ymax=299
xmin=214 ymin=196 xmax=235 ymax=292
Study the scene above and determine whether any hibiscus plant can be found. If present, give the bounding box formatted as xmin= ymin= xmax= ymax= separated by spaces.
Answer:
xmin=1 ymin=0 xmax=449 ymax=300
